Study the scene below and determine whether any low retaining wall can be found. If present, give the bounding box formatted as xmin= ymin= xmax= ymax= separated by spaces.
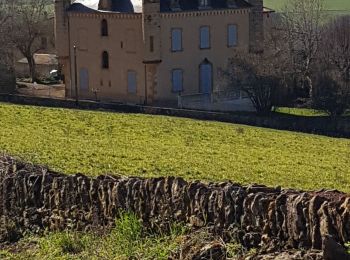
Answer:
xmin=0 ymin=94 xmax=349 ymax=138
xmin=1 ymin=156 xmax=350 ymax=255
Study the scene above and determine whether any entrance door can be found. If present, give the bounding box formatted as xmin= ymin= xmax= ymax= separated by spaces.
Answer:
xmin=200 ymin=61 xmax=212 ymax=94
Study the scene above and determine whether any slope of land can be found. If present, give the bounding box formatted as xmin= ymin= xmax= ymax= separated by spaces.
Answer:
xmin=0 ymin=103 xmax=349 ymax=192
xmin=265 ymin=0 xmax=350 ymax=13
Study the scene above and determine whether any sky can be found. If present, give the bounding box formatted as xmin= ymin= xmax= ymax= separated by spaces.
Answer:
xmin=74 ymin=0 xmax=143 ymax=12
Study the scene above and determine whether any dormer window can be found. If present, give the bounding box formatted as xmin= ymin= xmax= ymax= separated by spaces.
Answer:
xmin=198 ymin=0 xmax=211 ymax=9
xmin=227 ymin=0 xmax=237 ymax=8
xmin=170 ymin=0 xmax=181 ymax=11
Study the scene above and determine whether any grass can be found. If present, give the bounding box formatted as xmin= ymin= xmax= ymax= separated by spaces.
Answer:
xmin=274 ymin=107 xmax=328 ymax=116
xmin=0 ymin=103 xmax=349 ymax=192
xmin=265 ymin=0 xmax=350 ymax=12
xmin=0 ymin=212 xmax=188 ymax=259
xmin=274 ymin=107 xmax=350 ymax=117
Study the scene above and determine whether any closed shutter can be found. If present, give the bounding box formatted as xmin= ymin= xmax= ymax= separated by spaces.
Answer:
xmin=172 ymin=69 xmax=183 ymax=92
xmin=171 ymin=29 xmax=182 ymax=51
xmin=200 ymin=26 xmax=210 ymax=49
xmin=228 ymin=24 xmax=237 ymax=47
xmin=127 ymin=70 xmax=137 ymax=94
xmin=79 ymin=68 xmax=89 ymax=91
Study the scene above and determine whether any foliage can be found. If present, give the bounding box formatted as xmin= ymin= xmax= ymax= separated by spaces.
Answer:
xmin=345 ymin=242 xmax=350 ymax=255
xmin=0 ymin=104 xmax=349 ymax=192
xmin=0 ymin=212 xmax=187 ymax=259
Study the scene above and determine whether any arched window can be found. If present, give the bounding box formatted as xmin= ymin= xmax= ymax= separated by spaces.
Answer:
xmin=102 ymin=51 xmax=109 ymax=69
xmin=101 ymin=19 xmax=108 ymax=36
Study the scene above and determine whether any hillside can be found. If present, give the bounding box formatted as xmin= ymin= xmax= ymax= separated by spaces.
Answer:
xmin=0 ymin=103 xmax=349 ymax=192
xmin=264 ymin=0 xmax=350 ymax=13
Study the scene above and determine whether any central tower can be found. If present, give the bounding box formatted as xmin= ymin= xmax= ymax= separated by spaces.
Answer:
xmin=55 ymin=0 xmax=71 ymax=93
xmin=142 ymin=0 xmax=161 ymax=104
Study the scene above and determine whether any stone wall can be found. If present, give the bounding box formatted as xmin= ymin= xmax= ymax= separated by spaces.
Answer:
xmin=1 ymin=155 xmax=350 ymax=256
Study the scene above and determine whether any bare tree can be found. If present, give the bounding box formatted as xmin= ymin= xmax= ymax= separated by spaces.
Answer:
xmin=282 ymin=0 xmax=324 ymax=98
xmin=0 ymin=1 xmax=11 ymax=27
xmin=7 ymin=0 xmax=51 ymax=82
xmin=221 ymin=23 xmax=291 ymax=114
xmin=321 ymin=16 xmax=350 ymax=87
xmin=313 ymin=15 xmax=350 ymax=116
xmin=226 ymin=52 xmax=282 ymax=114
xmin=0 ymin=1 xmax=15 ymax=69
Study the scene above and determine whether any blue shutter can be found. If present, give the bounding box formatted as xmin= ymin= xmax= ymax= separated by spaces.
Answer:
xmin=79 ymin=68 xmax=89 ymax=91
xmin=200 ymin=63 xmax=212 ymax=94
xmin=172 ymin=69 xmax=183 ymax=92
xmin=172 ymin=29 xmax=182 ymax=51
xmin=228 ymin=24 xmax=237 ymax=47
xmin=200 ymin=26 xmax=210 ymax=49
xmin=127 ymin=71 xmax=137 ymax=94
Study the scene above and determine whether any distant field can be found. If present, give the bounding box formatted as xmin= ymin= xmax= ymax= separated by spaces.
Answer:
xmin=0 ymin=103 xmax=349 ymax=192
xmin=265 ymin=0 xmax=350 ymax=12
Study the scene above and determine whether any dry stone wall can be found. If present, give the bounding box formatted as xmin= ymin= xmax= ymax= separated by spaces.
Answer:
xmin=1 ymin=155 xmax=350 ymax=255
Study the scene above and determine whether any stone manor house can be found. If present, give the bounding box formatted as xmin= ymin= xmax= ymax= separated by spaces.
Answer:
xmin=55 ymin=0 xmax=267 ymax=110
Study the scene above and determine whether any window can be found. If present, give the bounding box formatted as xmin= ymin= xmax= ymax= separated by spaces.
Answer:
xmin=127 ymin=70 xmax=137 ymax=94
xmin=150 ymin=36 xmax=154 ymax=52
xmin=200 ymin=26 xmax=210 ymax=49
xmin=102 ymin=51 xmax=109 ymax=69
xmin=171 ymin=28 xmax=182 ymax=52
xmin=228 ymin=24 xmax=238 ymax=47
xmin=101 ymin=19 xmax=108 ymax=36
xmin=79 ymin=68 xmax=89 ymax=91
xmin=172 ymin=69 xmax=183 ymax=92
xmin=199 ymin=0 xmax=210 ymax=9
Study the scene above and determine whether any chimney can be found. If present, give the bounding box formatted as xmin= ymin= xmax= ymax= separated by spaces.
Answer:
xmin=246 ymin=0 xmax=264 ymax=52
xmin=98 ymin=0 xmax=112 ymax=11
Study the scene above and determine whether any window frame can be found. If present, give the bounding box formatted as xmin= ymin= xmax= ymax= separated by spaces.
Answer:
xmin=227 ymin=24 xmax=238 ymax=48
xmin=171 ymin=68 xmax=184 ymax=93
xmin=199 ymin=25 xmax=211 ymax=50
xmin=171 ymin=28 xmax=183 ymax=52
